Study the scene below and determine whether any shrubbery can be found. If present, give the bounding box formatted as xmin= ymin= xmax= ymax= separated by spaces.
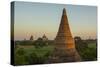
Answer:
xmin=74 ymin=36 xmax=97 ymax=61
xmin=14 ymin=42 xmax=52 ymax=65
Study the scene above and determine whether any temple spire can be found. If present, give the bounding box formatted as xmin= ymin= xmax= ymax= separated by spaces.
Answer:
xmin=49 ymin=8 xmax=81 ymax=63
xmin=63 ymin=8 xmax=66 ymax=15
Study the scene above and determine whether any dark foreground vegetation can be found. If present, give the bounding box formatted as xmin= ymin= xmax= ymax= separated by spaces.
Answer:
xmin=74 ymin=37 xmax=97 ymax=61
xmin=14 ymin=37 xmax=97 ymax=65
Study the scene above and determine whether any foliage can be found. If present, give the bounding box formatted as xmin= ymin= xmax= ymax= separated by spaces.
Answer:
xmin=27 ymin=51 xmax=51 ymax=64
xmin=74 ymin=36 xmax=97 ymax=61
xmin=14 ymin=48 xmax=29 ymax=65
xmin=80 ymin=47 xmax=97 ymax=61
xmin=15 ymin=40 xmax=34 ymax=46
xmin=14 ymin=44 xmax=53 ymax=65
xmin=33 ymin=38 xmax=48 ymax=48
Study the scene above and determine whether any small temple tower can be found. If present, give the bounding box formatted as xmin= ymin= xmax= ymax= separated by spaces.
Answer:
xmin=49 ymin=8 xmax=81 ymax=63
xmin=30 ymin=35 xmax=34 ymax=41
xmin=42 ymin=34 xmax=48 ymax=41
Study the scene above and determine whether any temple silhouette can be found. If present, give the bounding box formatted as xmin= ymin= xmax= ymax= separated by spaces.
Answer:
xmin=49 ymin=8 xmax=81 ymax=63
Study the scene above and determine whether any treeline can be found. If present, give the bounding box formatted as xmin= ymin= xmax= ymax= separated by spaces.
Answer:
xmin=14 ymin=36 xmax=97 ymax=65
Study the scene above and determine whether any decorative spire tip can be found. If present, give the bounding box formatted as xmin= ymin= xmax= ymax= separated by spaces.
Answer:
xmin=63 ymin=8 xmax=66 ymax=15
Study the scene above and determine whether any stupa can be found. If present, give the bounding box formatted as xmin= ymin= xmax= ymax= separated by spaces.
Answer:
xmin=49 ymin=8 xmax=81 ymax=63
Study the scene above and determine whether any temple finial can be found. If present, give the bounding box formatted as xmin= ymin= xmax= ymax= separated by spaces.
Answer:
xmin=63 ymin=8 xmax=66 ymax=15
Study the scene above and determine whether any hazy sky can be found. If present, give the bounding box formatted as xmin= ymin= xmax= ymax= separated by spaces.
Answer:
xmin=14 ymin=1 xmax=97 ymax=40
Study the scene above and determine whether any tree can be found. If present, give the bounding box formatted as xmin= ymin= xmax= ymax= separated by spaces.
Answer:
xmin=74 ymin=36 xmax=82 ymax=41
xmin=14 ymin=48 xmax=29 ymax=65
xmin=33 ymin=37 xmax=47 ymax=48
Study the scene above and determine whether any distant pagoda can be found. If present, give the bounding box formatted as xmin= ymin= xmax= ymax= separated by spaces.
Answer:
xmin=30 ymin=35 xmax=34 ymax=41
xmin=49 ymin=8 xmax=81 ymax=63
xmin=42 ymin=34 xmax=48 ymax=41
